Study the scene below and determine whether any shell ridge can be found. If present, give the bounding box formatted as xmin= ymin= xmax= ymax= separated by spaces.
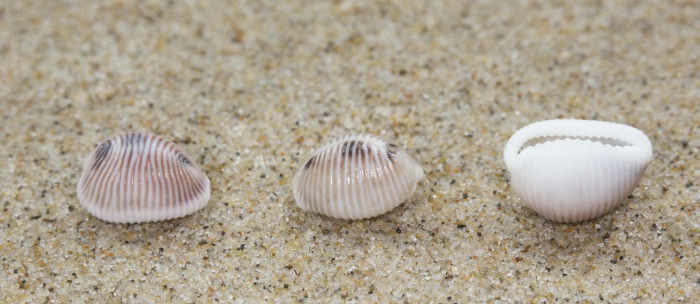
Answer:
xmin=348 ymin=141 xmax=361 ymax=219
xmin=327 ymin=145 xmax=338 ymax=217
xmin=167 ymin=139 xmax=181 ymax=218
xmin=134 ymin=135 xmax=152 ymax=221
xmin=394 ymin=150 xmax=415 ymax=211
xmin=549 ymin=143 xmax=563 ymax=221
xmin=165 ymin=138 xmax=183 ymax=221
xmin=576 ymin=140 xmax=597 ymax=222
xmin=317 ymin=146 xmax=329 ymax=216
xmin=78 ymin=146 xmax=99 ymax=207
xmin=143 ymin=139 xmax=155 ymax=215
xmin=355 ymin=141 xmax=370 ymax=219
xmin=370 ymin=145 xmax=391 ymax=216
xmin=151 ymin=136 xmax=164 ymax=215
xmin=83 ymin=139 xmax=106 ymax=216
xmin=608 ymin=145 xmax=625 ymax=217
xmin=612 ymin=147 xmax=627 ymax=215
xmin=566 ymin=142 xmax=582 ymax=221
xmin=338 ymin=141 xmax=350 ymax=218
xmin=172 ymin=146 xmax=188 ymax=210
xmin=309 ymin=150 xmax=322 ymax=215
xmin=183 ymin=162 xmax=197 ymax=210
xmin=360 ymin=142 xmax=374 ymax=218
xmin=172 ymin=149 xmax=188 ymax=217
xmin=324 ymin=147 xmax=335 ymax=216
xmin=170 ymin=140 xmax=188 ymax=217
xmin=132 ymin=134 xmax=146 ymax=217
xmin=103 ymin=135 xmax=120 ymax=220
xmin=591 ymin=144 xmax=608 ymax=221
xmin=120 ymin=134 xmax=133 ymax=218
xmin=518 ymin=147 xmax=532 ymax=215
xmin=139 ymin=134 xmax=153 ymax=217
xmin=315 ymin=148 xmax=329 ymax=216
xmin=144 ymin=135 xmax=156 ymax=215
xmin=151 ymin=137 xmax=166 ymax=219
xmin=362 ymin=135 xmax=386 ymax=218
xmin=122 ymin=134 xmax=138 ymax=221
xmin=164 ymin=141 xmax=181 ymax=220
xmin=530 ymin=144 xmax=554 ymax=216
xmin=381 ymin=145 xmax=403 ymax=217
xmin=379 ymin=142 xmax=402 ymax=218
xmin=535 ymin=146 xmax=549 ymax=218
xmin=110 ymin=135 xmax=127 ymax=218
xmin=549 ymin=142 xmax=563 ymax=220
xmin=94 ymin=137 xmax=120 ymax=218
xmin=358 ymin=141 xmax=372 ymax=218
xmin=310 ymin=149 xmax=324 ymax=215
xmin=583 ymin=143 xmax=600 ymax=221
xmin=132 ymin=134 xmax=148 ymax=222
xmin=345 ymin=140 xmax=358 ymax=218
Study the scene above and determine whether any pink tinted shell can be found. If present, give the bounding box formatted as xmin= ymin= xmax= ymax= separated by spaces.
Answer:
xmin=292 ymin=133 xmax=424 ymax=220
xmin=76 ymin=132 xmax=210 ymax=223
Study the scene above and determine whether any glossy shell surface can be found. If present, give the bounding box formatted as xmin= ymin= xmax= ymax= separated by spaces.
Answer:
xmin=77 ymin=132 xmax=210 ymax=223
xmin=503 ymin=119 xmax=653 ymax=223
xmin=292 ymin=134 xmax=424 ymax=220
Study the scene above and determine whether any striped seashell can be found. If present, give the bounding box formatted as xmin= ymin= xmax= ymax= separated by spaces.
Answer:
xmin=77 ymin=132 xmax=210 ymax=223
xmin=292 ymin=133 xmax=424 ymax=220
xmin=503 ymin=119 xmax=653 ymax=223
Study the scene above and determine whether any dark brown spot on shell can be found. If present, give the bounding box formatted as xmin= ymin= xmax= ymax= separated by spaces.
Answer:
xmin=341 ymin=141 xmax=354 ymax=156
xmin=341 ymin=141 xmax=369 ymax=158
xmin=178 ymin=154 xmax=192 ymax=166
xmin=385 ymin=151 xmax=395 ymax=161
xmin=92 ymin=141 xmax=112 ymax=170
xmin=385 ymin=143 xmax=399 ymax=161
xmin=304 ymin=156 xmax=315 ymax=170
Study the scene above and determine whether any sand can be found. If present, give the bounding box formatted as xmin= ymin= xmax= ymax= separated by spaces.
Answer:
xmin=1 ymin=0 xmax=699 ymax=302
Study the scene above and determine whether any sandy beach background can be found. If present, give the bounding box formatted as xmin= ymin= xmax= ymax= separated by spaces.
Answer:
xmin=1 ymin=0 xmax=699 ymax=302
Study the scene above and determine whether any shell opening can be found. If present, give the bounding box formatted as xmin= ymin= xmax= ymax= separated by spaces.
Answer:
xmin=519 ymin=136 xmax=632 ymax=153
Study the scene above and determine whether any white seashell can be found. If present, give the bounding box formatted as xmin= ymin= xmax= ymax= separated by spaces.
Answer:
xmin=292 ymin=134 xmax=424 ymax=220
xmin=503 ymin=119 xmax=653 ymax=223
xmin=77 ymin=132 xmax=211 ymax=223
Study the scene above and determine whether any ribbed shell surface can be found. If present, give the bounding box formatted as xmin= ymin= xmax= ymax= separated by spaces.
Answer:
xmin=292 ymin=134 xmax=424 ymax=220
xmin=77 ymin=132 xmax=211 ymax=223
xmin=503 ymin=120 xmax=653 ymax=223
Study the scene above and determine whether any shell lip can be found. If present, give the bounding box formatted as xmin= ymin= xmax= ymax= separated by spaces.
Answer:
xmin=504 ymin=119 xmax=653 ymax=169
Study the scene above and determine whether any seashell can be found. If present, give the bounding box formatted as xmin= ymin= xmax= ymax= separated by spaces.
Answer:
xmin=292 ymin=133 xmax=424 ymax=220
xmin=77 ymin=132 xmax=210 ymax=223
xmin=503 ymin=119 xmax=653 ymax=223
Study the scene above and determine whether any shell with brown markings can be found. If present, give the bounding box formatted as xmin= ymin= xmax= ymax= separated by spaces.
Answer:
xmin=292 ymin=133 xmax=424 ymax=220
xmin=77 ymin=132 xmax=210 ymax=223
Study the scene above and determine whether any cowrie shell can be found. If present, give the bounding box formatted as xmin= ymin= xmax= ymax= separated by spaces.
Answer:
xmin=77 ymin=132 xmax=210 ymax=223
xmin=503 ymin=119 xmax=653 ymax=223
xmin=292 ymin=134 xmax=424 ymax=220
